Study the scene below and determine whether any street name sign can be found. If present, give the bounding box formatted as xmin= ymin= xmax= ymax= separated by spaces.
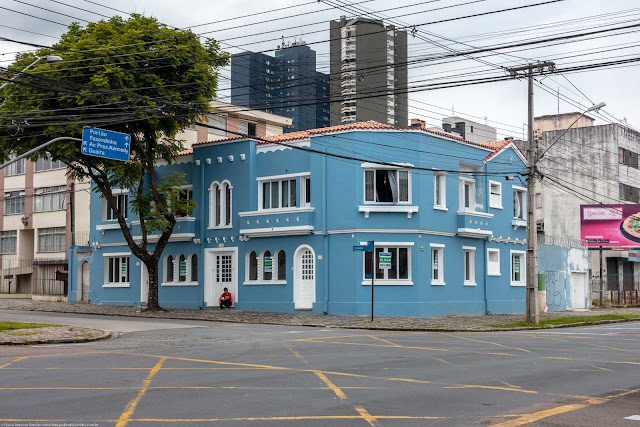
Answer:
xmin=81 ymin=127 xmax=131 ymax=162
xmin=353 ymin=241 xmax=374 ymax=252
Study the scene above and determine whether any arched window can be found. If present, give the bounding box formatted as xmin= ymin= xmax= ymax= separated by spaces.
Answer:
xmin=247 ymin=251 xmax=257 ymax=281
xmin=165 ymin=255 xmax=174 ymax=283
xmin=190 ymin=254 xmax=198 ymax=282
xmin=262 ymin=250 xmax=272 ymax=281
xmin=178 ymin=254 xmax=187 ymax=282
xmin=209 ymin=181 xmax=232 ymax=228
xmin=225 ymin=182 xmax=232 ymax=226
xmin=277 ymin=250 xmax=286 ymax=281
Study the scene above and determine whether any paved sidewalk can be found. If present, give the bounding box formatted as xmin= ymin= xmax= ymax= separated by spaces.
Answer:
xmin=0 ymin=299 xmax=638 ymax=331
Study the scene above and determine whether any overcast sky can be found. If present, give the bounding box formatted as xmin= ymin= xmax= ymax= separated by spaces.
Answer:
xmin=1 ymin=0 xmax=639 ymax=138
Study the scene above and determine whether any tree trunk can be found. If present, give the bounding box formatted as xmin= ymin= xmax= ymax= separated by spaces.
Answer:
xmin=144 ymin=257 xmax=161 ymax=310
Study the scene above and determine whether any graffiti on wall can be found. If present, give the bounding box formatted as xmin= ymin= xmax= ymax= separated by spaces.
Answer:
xmin=545 ymin=271 xmax=567 ymax=311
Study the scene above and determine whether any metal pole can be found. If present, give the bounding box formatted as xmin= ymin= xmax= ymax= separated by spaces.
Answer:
xmin=599 ymin=246 xmax=604 ymax=306
xmin=0 ymin=57 xmax=43 ymax=91
xmin=371 ymin=245 xmax=375 ymax=322
xmin=526 ymin=69 xmax=539 ymax=325
xmin=0 ymin=137 xmax=81 ymax=171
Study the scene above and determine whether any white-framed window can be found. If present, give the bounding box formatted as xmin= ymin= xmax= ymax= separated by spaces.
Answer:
xmin=430 ymin=243 xmax=444 ymax=285
xmin=513 ymin=187 xmax=527 ymax=220
xmin=105 ymin=192 xmax=128 ymax=221
xmin=5 ymin=154 xmax=25 ymax=176
xmin=162 ymin=253 xmax=198 ymax=285
xmin=35 ymin=154 xmax=65 ymax=172
xmin=209 ymin=181 xmax=232 ymax=228
xmin=4 ymin=191 xmax=25 ymax=215
xmin=177 ymin=254 xmax=187 ymax=282
xmin=363 ymin=168 xmax=410 ymax=204
xmin=164 ymin=254 xmax=175 ymax=283
xmin=463 ymin=246 xmax=476 ymax=286
xmin=459 ymin=176 xmax=476 ymax=212
xmin=487 ymin=248 xmax=500 ymax=276
xmin=0 ymin=231 xmax=17 ymax=254
xmin=363 ymin=245 xmax=411 ymax=284
xmin=173 ymin=186 xmax=193 ymax=217
xmin=510 ymin=250 xmax=526 ymax=286
xmin=302 ymin=176 xmax=311 ymax=207
xmin=489 ymin=181 xmax=502 ymax=209
xmin=246 ymin=251 xmax=258 ymax=281
xmin=434 ymin=172 xmax=446 ymax=210
xmin=190 ymin=254 xmax=198 ymax=282
xmin=276 ymin=249 xmax=286 ymax=281
xmin=34 ymin=186 xmax=66 ymax=212
xmin=105 ymin=255 xmax=130 ymax=286
xmin=38 ymin=227 xmax=66 ymax=252
xmin=260 ymin=178 xmax=297 ymax=210
xmin=207 ymin=114 xmax=227 ymax=136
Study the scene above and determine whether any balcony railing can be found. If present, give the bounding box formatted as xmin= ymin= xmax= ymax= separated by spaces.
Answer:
xmin=238 ymin=207 xmax=314 ymax=238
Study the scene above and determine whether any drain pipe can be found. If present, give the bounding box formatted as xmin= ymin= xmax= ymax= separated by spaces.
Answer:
xmin=199 ymin=155 xmax=206 ymax=309
xmin=322 ymin=148 xmax=329 ymax=314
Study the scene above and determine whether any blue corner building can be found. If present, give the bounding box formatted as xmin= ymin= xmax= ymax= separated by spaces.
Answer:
xmin=68 ymin=122 xmax=530 ymax=317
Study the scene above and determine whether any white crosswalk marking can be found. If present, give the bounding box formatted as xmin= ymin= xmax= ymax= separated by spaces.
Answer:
xmin=624 ymin=415 xmax=640 ymax=421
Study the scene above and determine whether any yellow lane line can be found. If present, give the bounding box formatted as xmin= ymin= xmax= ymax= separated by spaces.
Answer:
xmin=499 ymin=381 xmax=522 ymax=389
xmin=131 ymin=415 xmax=446 ymax=422
xmin=0 ymin=356 xmax=28 ymax=369
xmin=490 ymin=388 xmax=640 ymax=427
xmin=368 ymin=335 xmax=401 ymax=346
xmin=0 ymin=386 xmax=387 ymax=391
xmin=308 ymin=340 xmax=451 ymax=352
xmin=115 ymin=357 xmax=166 ymax=427
xmin=355 ymin=405 xmax=380 ymax=427
xmin=108 ymin=351 xmax=291 ymax=370
xmin=437 ymin=332 xmax=532 ymax=354
xmin=444 ymin=385 xmax=537 ymax=394
xmin=543 ymin=356 xmax=573 ymax=360
xmin=283 ymin=343 xmax=310 ymax=365
xmin=604 ymin=360 xmax=640 ymax=366
xmin=430 ymin=356 xmax=451 ymax=365
xmin=313 ymin=370 xmax=347 ymax=400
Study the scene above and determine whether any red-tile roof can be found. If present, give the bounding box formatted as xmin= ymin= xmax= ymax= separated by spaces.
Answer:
xmin=478 ymin=139 xmax=521 ymax=161
xmin=178 ymin=149 xmax=193 ymax=156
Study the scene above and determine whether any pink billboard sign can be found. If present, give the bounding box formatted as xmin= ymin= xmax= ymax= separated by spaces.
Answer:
xmin=581 ymin=204 xmax=640 ymax=247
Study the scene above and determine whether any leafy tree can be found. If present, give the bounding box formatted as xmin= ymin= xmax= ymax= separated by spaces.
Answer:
xmin=0 ymin=15 xmax=229 ymax=310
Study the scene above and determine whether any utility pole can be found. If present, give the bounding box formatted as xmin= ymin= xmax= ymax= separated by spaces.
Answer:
xmin=508 ymin=61 xmax=555 ymax=325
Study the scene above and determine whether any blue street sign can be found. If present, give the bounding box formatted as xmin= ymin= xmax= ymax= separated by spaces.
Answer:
xmin=81 ymin=127 xmax=131 ymax=162
xmin=353 ymin=241 xmax=375 ymax=252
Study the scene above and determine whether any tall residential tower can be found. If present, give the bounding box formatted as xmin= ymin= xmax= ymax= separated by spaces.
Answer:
xmin=230 ymin=41 xmax=329 ymax=133
xmin=329 ymin=16 xmax=408 ymax=126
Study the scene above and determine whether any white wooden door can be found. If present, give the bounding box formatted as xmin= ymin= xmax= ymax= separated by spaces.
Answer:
xmin=206 ymin=251 xmax=237 ymax=307
xmin=294 ymin=247 xmax=315 ymax=310
xmin=571 ymin=272 xmax=588 ymax=310
xmin=81 ymin=262 xmax=90 ymax=302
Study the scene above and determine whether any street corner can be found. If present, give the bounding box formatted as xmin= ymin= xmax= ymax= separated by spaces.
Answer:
xmin=0 ymin=322 xmax=111 ymax=346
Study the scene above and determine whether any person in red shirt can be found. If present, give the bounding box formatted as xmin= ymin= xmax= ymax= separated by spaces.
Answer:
xmin=219 ymin=287 xmax=232 ymax=310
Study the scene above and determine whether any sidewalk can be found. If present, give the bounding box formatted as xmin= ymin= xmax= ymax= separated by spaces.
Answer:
xmin=0 ymin=299 xmax=638 ymax=331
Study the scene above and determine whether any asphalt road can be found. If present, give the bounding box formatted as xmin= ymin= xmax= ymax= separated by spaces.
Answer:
xmin=0 ymin=310 xmax=639 ymax=427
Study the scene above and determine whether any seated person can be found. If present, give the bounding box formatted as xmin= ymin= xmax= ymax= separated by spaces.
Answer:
xmin=219 ymin=287 xmax=232 ymax=310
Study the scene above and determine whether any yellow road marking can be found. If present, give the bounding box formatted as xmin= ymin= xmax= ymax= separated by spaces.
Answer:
xmin=438 ymin=332 xmax=532 ymax=354
xmin=131 ymin=415 xmax=446 ymax=422
xmin=0 ymin=356 xmax=28 ymax=369
xmin=430 ymin=356 xmax=451 ymax=365
xmin=368 ymin=335 xmax=401 ymax=346
xmin=490 ymin=388 xmax=640 ymax=426
xmin=543 ymin=356 xmax=573 ymax=360
xmin=355 ymin=405 xmax=380 ymax=427
xmin=499 ymin=381 xmax=522 ymax=389
xmin=283 ymin=343 xmax=310 ymax=365
xmin=308 ymin=340 xmax=451 ymax=352
xmin=115 ymin=357 xmax=166 ymax=427
xmin=604 ymin=360 xmax=640 ymax=366
xmin=444 ymin=385 xmax=537 ymax=394
xmin=0 ymin=386 xmax=388 ymax=391
xmin=313 ymin=371 xmax=347 ymax=400
xmin=569 ymin=365 xmax=615 ymax=373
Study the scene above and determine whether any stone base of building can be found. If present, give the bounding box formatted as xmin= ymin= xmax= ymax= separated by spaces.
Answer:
xmin=32 ymin=295 xmax=68 ymax=302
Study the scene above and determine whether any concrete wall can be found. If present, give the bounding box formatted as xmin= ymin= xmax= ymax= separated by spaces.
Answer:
xmin=538 ymin=241 xmax=589 ymax=311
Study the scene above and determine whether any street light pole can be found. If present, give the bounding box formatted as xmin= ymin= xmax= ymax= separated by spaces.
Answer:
xmin=0 ymin=137 xmax=81 ymax=171
xmin=0 ymin=55 xmax=64 ymax=91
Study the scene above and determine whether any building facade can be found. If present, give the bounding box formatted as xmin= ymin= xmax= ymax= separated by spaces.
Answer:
xmin=69 ymin=122 xmax=529 ymax=317
xmin=0 ymin=153 xmax=91 ymax=300
xmin=412 ymin=117 xmax=499 ymax=144
xmin=533 ymin=113 xmax=640 ymax=295
xmin=230 ymin=42 xmax=329 ymax=132
xmin=330 ymin=17 xmax=408 ymax=127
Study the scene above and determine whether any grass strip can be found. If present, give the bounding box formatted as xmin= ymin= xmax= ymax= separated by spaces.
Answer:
xmin=492 ymin=313 xmax=640 ymax=329
xmin=0 ymin=321 xmax=58 ymax=332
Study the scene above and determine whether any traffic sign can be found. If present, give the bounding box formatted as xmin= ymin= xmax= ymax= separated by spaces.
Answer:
xmin=379 ymin=252 xmax=392 ymax=269
xmin=81 ymin=127 xmax=131 ymax=162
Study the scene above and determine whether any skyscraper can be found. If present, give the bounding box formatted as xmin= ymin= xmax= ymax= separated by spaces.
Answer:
xmin=329 ymin=16 xmax=408 ymax=127
xmin=230 ymin=42 xmax=329 ymax=132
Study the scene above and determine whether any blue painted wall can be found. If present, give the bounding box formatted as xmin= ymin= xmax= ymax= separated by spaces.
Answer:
xmin=71 ymin=128 xmax=530 ymax=317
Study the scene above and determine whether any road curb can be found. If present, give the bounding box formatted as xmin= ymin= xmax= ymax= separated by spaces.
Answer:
xmin=1 ymin=305 xmax=638 ymax=332
xmin=0 ymin=329 xmax=111 ymax=346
